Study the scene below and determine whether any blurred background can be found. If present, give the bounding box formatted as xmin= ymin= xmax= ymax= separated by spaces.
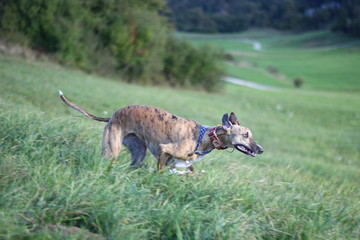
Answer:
xmin=1 ymin=0 xmax=359 ymax=91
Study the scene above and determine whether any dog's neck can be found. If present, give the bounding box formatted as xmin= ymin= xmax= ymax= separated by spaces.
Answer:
xmin=196 ymin=126 xmax=227 ymax=153
xmin=207 ymin=126 xmax=228 ymax=150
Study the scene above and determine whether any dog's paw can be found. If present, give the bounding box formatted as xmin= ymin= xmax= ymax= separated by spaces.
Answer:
xmin=169 ymin=168 xmax=191 ymax=175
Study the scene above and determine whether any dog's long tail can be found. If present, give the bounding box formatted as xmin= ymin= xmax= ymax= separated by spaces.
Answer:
xmin=59 ymin=90 xmax=110 ymax=122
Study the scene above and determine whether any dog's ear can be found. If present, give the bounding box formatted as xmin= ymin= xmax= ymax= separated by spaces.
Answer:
xmin=222 ymin=113 xmax=231 ymax=129
xmin=229 ymin=112 xmax=240 ymax=125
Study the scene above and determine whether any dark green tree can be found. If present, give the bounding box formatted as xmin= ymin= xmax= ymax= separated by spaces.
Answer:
xmin=167 ymin=0 xmax=360 ymax=36
xmin=0 ymin=0 xmax=225 ymax=91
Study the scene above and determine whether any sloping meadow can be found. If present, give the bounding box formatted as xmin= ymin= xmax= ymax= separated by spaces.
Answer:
xmin=0 ymin=56 xmax=359 ymax=239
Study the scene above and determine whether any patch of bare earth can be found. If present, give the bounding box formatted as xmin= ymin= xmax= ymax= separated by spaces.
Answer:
xmin=0 ymin=40 xmax=53 ymax=61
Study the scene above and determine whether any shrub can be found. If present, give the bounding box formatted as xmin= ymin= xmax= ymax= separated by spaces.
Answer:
xmin=223 ymin=53 xmax=235 ymax=62
xmin=267 ymin=66 xmax=279 ymax=74
xmin=0 ymin=0 xmax=91 ymax=68
xmin=294 ymin=77 xmax=304 ymax=88
xmin=163 ymin=39 xmax=224 ymax=91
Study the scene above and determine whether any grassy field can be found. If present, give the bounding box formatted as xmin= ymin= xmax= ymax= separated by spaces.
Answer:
xmin=1 ymin=29 xmax=360 ymax=239
xmin=177 ymin=29 xmax=360 ymax=91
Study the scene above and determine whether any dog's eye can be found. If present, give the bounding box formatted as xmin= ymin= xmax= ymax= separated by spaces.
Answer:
xmin=242 ymin=132 xmax=249 ymax=138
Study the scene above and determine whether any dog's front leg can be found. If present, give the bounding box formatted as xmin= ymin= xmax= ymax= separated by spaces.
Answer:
xmin=157 ymin=152 xmax=171 ymax=172
xmin=158 ymin=143 xmax=193 ymax=173
xmin=158 ymin=142 xmax=187 ymax=172
xmin=188 ymin=165 xmax=194 ymax=173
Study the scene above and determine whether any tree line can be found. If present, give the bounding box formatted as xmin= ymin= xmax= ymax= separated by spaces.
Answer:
xmin=167 ymin=0 xmax=360 ymax=36
xmin=0 ymin=0 xmax=224 ymax=92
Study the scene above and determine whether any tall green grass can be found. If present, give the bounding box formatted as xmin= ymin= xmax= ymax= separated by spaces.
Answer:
xmin=0 ymin=44 xmax=359 ymax=240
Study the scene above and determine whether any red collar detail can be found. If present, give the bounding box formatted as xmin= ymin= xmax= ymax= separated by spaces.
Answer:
xmin=208 ymin=126 xmax=228 ymax=150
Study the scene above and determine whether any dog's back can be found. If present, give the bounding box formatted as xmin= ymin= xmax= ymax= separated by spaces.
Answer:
xmin=109 ymin=105 xmax=201 ymax=155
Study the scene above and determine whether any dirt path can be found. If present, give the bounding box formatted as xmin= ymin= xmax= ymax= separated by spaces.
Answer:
xmin=239 ymin=39 xmax=262 ymax=51
xmin=224 ymin=76 xmax=279 ymax=91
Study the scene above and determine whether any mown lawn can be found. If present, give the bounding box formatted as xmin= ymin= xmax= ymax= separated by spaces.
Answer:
xmin=0 ymin=29 xmax=359 ymax=240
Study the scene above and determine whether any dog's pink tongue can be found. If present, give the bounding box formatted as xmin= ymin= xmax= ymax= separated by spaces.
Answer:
xmin=236 ymin=145 xmax=245 ymax=151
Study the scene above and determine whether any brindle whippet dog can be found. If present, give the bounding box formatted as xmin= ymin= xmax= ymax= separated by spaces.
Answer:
xmin=59 ymin=90 xmax=263 ymax=174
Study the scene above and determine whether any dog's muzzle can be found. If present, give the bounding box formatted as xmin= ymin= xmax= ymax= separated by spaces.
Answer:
xmin=235 ymin=144 xmax=263 ymax=157
xmin=257 ymin=144 xmax=264 ymax=154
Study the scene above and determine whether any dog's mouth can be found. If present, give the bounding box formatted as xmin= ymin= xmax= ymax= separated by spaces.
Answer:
xmin=235 ymin=144 xmax=256 ymax=157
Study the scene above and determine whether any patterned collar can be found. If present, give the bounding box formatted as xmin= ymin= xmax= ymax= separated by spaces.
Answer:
xmin=195 ymin=125 xmax=210 ymax=151
xmin=195 ymin=125 xmax=228 ymax=155
xmin=208 ymin=126 xmax=228 ymax=150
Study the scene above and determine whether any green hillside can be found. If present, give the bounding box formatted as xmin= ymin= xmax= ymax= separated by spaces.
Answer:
xmin=178 ymin=30 xmax=360 ymax=91
xmin=0 ymin=29 xmax=359 ymax=239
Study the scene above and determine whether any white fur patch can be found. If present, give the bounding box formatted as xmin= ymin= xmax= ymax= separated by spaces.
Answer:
xmin=169 ymin=168 xmax=191 ymax=175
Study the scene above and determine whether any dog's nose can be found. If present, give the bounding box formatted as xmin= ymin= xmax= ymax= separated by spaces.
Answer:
xmin=257 ymin=145 xmax=264 ymax=154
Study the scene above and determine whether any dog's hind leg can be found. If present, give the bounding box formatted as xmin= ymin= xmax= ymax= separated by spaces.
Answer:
xmin=102 ymin=123 xmax=123 ymax=159
xmin=122 ymin=134 xmax=147 ymax=167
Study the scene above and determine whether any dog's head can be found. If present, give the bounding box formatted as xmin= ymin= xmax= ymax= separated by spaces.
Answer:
xmin=219 ymin=112 xmax=263 ymax=157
